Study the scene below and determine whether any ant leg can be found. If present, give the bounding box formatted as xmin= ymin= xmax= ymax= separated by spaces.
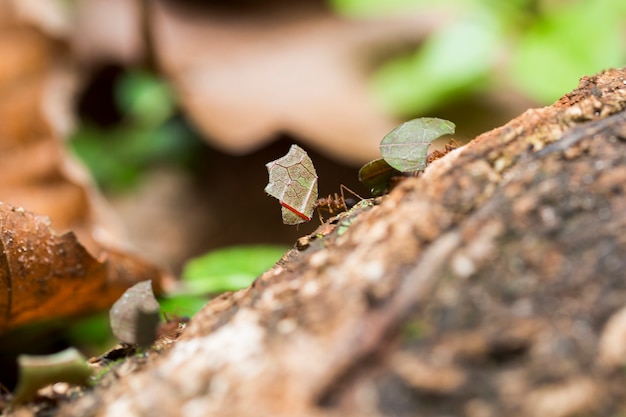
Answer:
xmin=327 ymin=193 xmax=340 ymax=213
xmin=339 ymin=185 xmax=363 ymax=210
xmin=339 ymin=184 xmax=363 ymax=201
xmin=448 ymin=138 xmax=461 ymax=149
xmin=317 ymin=207 xmax=325 ymax=224
xmin=315 ymin=196 xmax=330 ymax=224
xmin=327 ymin=195 xmax=335 ymax=213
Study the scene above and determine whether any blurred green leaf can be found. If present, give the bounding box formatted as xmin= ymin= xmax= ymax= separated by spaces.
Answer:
xmin=70 ymin=118 xmax=199 ymax=191
xmin=64 ymin=313 xmax=114 ymax=355
xmin=512 ymin=0 xmax=626 ymax=103
xmin=329 ymin=0 xmax=433 ymax=16
xmin=372 ymin=10 xmax=501 ymax=115
xmin=182 ymin=245 xmax=289 ymax=295
xmin=116 ymin=70 xmax=175 ymax=126
xmin=12 ymin=348 xmax=93 ymax=404
xmin=335 ymin=0 xmax=625 ymax=113
xmin=70 ymin=69 xmax=199 ymax=192
xmin=329 ymin=0 xmax=502 ymax=17
xmin=159 ymin=294 xmax=208 ymax=318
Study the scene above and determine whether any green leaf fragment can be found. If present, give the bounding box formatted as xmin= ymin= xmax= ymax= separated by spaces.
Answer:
xmin=12 ymin=347 xmax=93 ymax=404
xmin=358 ymin=158 xmax=399 ymax=196
xmin=380 ymin=117 xmax=455 ymax=172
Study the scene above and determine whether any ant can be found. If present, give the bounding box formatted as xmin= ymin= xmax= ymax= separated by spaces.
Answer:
xmin=314 ymin=184 xmax=363 ymax=223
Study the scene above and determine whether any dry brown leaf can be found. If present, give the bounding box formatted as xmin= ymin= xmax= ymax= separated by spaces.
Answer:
xmin=71 ymin=1 xmax=531 ymax=166
xmin=0 ymin=0 xmax=170 ymax=332
xmin=150 ymin=2 xmax=449 ymax=163
xmin=0 ymin=1 xmax=101 ymax=249
xmin=0 ymin=201 xmax=163 ymax=332
xmin=72 ymin=0 xmax=145 ymax=66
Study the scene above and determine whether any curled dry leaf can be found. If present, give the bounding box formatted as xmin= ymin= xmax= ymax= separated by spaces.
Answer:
xmin=0 ymin=203 xmax=164 ymax=332
xmin=109 ymin=280 xmax=161 ymax=346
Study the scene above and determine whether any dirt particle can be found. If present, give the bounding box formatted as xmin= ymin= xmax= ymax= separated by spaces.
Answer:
xmin=390 ymin=351 xmax=467 ymax=394
xmin=598 ymin=305 xmax=626 ymax=369
xmin=451 ymin=253 xmax=475 ymax=278
xmin=363 ymin=261 xmax=384 ymax=282
xmin=524 ymin=377 xmax=600 ymax=417
xmin=309 ymin=250 xmax=329 ymax=268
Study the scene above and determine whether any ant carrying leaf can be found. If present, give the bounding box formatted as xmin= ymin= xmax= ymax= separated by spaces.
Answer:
xmin=379 ymin=117 xmax=455 ymax=172
xmin=266 ymin=118 xmax=460 ymax=225
xmin=265 ymin=144 xmax=319 ymax=225
xmin=265 ymin=145 xmax=361 ymax=225
xmin=359 ymin=117 xmax=459 ymax=196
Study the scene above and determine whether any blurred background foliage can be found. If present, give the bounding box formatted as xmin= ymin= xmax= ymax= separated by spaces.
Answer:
xmin=71 ymin=0 xmax=626 ymax=188
xmin=70 ymin=0 xmax=626 ymax=302
xmin=330 ymin=0 xmax=626 ymax=113
xmin=71 ymin=69 xmax=201 ymax=191
xmin=67 ymin=0 xmax=626 ymax=304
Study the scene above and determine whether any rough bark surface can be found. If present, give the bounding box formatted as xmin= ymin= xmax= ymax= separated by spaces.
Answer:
xmin=60 ymin=68 xmax=626 ymax=417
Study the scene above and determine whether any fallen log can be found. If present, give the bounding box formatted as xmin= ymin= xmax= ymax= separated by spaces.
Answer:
xmin=60 ymin=68 xmax=626 ymax=417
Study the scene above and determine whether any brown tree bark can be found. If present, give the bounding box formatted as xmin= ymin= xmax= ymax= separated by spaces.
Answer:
xmin=60 ymin=68 xmax=626 ymax=417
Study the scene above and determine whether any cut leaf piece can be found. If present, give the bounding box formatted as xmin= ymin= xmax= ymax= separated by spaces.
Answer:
xmin=265 ymin=145 xmax=319 ymax=225
xmin=379 ymin=118 xmax=455 ymax=172
xmin=109 ymin=280 xmax=161 ymax=346
xmin=358 ymin=158 xmax=400 ymax=197
xmin=12 ymin=347 xmax=93 ymax=404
